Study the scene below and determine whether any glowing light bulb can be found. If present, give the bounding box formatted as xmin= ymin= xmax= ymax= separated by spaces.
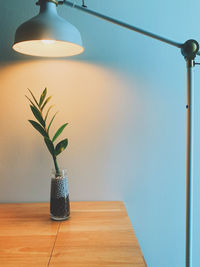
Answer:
xmin=13 ymin=40 xmax=84 ymax=57
xmin=41 ymin=40 xmax=55 ymax=44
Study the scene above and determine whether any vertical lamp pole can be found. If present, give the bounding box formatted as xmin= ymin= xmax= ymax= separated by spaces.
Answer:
xmin=181 ymin=40 xmax=199 ymax=267
xmin=62 ymin=3 xmax=200 ymax=266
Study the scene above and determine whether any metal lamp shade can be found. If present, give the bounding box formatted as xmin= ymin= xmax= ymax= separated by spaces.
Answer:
xmin=12 ymin=2 xmax=84 ymax=57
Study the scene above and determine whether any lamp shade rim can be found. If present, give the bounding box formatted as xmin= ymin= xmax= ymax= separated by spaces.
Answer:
xmin=12 ymin=39 xmax=84 ymax=57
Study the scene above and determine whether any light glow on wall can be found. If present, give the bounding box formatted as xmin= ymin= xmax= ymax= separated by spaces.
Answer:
xmin=0 ymin=60 xmax=140 ymax=202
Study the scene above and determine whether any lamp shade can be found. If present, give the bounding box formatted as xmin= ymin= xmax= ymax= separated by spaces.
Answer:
xmin=12 ymin=1 xmax=84 ymax=57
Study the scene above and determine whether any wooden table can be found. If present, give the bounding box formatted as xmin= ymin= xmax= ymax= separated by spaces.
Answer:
xmin=0 ymin=201 xmax=146 ymax=267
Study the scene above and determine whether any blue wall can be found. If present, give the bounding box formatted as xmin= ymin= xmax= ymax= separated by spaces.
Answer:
xmin=1 ymin=1 xmax=200 ymax=266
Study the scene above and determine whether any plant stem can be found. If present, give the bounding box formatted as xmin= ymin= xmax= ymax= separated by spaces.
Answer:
xmin=53 ymin=156 xmax=60 ymax=176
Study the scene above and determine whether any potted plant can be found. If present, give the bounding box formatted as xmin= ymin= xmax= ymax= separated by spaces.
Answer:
xmin=26 ymin=88 xmax=70 ymax=220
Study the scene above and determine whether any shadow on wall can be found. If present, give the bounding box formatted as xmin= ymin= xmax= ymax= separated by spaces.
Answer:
xmin=0 ymin=60 xmax=144 ymax=202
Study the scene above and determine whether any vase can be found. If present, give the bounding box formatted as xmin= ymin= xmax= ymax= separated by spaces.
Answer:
xmin=50 ymin=169 xmax=70 ymax=221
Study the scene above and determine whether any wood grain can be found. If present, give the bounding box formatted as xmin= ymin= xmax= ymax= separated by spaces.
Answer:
xmin=0 ymin=202 xmax=146 ymax=267
xmin=49 ymin=201 xmax=146 ymax=267
xmin=0 ymin=203 xmax=58 ymax=267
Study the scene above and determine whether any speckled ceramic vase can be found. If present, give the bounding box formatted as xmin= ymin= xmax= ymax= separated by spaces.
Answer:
xmin=50 ymin=169 xmax=70 ymax=221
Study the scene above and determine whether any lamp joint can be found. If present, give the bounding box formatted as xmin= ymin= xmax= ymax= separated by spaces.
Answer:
xmin=181 ymin=39 xmax=199 ymax=61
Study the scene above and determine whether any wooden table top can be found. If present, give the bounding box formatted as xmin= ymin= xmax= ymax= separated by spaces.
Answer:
xmin=0 ymin=201 xmax=146 ymax=267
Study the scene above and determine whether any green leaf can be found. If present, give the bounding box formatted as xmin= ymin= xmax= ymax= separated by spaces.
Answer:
xmin=39 ymin=88 xmax=47 ymax=107
xmin=55 ymin=139 xmax=68 ymax=156
xmin=25 ymin=95 xmax=38 ymax=109
xmin=47 ymin=112 xmax=58 ymax=133
xmin=52 ymin=123 xmax=68 ymax=143
xmin=28 ymin=120 xmax=47 ymax=137
xmin=28 ymin=88 xmax=39 ymax=107
xmin=44 ymin=137 xmax=55 ymax=156
xmin=44 ymin=105 xmax=54 ymax=122
xmin=30 ymin=105 xmax=45 ymax=128
xmin=41 ymin=96 xmax=52 ymax=111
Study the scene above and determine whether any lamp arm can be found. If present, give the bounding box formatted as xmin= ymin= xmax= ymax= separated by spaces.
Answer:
xmin=62 ymin=0 xmax=182 ymax=49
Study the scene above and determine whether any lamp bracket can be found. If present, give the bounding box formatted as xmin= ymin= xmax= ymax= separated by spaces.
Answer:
xmin=36 ymin=0 xmax=59 ymax=6
xmin=181 ymin=39 xmax=199 ymax=61
xmin=59 ymin=0 xmax=87 ymax=8
xmin=81 ymin=0 xmax=87 ymax=8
